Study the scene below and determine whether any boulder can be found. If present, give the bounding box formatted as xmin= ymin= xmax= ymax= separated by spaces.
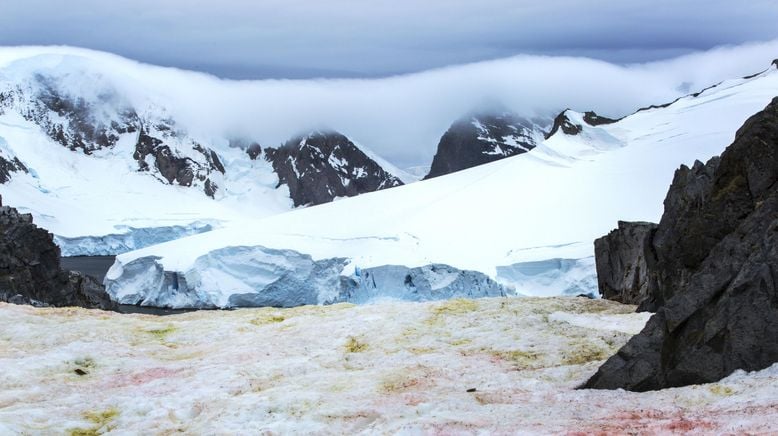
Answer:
xmin=593 ymin=221 xmax=657 ymax=306
xmin=582 ymin=97 xmax=778 ymax=391
xmin=0 ymin=196 xmax=117 ymax=310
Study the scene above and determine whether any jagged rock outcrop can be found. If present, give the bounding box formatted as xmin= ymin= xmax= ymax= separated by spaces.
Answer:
xmin=425 ymin=112 xmax=541 ymax=179
xmin=582 ymin=97 xmax=778 ymax=391
xmin=0 ymin=196 xmax=117 ymax=310
xmin=593 ymin=221 xmax=657 ymax=306
xmin=132 ymin=124 xmax=225 ymax=197
xmin=264 ymin=131 xmax=403 ymax=206
xmin=0 ymin=154 xmax=27 ymax=183
xmin=545 ymin=110 xmax=617 ymax=139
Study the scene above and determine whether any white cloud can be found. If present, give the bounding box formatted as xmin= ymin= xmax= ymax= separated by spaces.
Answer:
xmin=2 ymin=40 xmax=777 ymax=167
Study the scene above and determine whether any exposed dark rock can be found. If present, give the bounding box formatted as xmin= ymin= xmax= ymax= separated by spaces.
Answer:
xmin=545 ymin=110 xmax=582 ymax=139
xmin=246 ymin=142 xmax=262 ymax=160
xmin=133 ymin=126 xmax=222 ymax=196
xmin=265 ymin=131 xmax=403 ymax=206
xmin=582 ymin=111 xmax=618 ymax=126
xmin=582 ymin=97 xmax=778 ymax=391
xmin=594 ymin=221 xmax=657 ymax=306
xmin=204 ymin=179 xmax=218 ymax=198
xmin=26 ymin=78 xmax=138 ymax=153
xmin=425 ymin=112 xmax=540 ymax=179
xmin=545 ymin=110 xmax=617 ymax=140
xmin=4 ymin=77 xmax=224 ymax=198
xmin=0 ymin=196 xmax=117 ymax=310
xmin=0 ymin=155 xmax=27 ymax=184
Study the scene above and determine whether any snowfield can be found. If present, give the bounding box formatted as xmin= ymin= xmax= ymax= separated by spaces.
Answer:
xmin=106 ymin=65 xmax=778 ymax=307
xmin=1 ymin=297 xmax=777 ymax=434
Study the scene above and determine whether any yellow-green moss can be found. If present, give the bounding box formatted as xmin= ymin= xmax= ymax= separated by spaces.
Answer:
xmin=68 ymin=407 xmax=119 ymax=436
xmin=380 ymin=373 xmax=421 ymax=393
xmin=449 ymin=338 xmax=472 ymax=346
xmin=344 ymin=336 xmax=368 ymax=353
xmin=491 ymin=349 xmax=540 ymax=368
xmin=560 ymin=346 xmax=610 ymax=365
xmin=709 ymin=384 xmax=735 ymax=396
xmin=431 ymin=299 xmax=479 ymax=316
xmin=145 ymin=325 xmax=176 ymax=340
xmin=74 ymin=357 xmax=96 ymax=369
xmin=408 ymin=346 xmax=435 ymax=355
xmin=249 ymin=314 xmax=286 ymax=326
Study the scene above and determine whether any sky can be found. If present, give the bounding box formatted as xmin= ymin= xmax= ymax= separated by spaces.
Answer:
xmin=1 ymin=0 xmax=778 ymax=79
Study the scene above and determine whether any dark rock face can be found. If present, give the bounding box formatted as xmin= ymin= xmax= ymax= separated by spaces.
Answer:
xmin=0 ymin=155 xmax=27 ymax=184
xmin=546 ymin=110 xmax=582 ymax=139
xmin=265 ymin=131 xmax=403 ymax=206
xmin=132 ymin=126 xmax=224 ymax=197
xmin=3 ymin=76 xmax=225 ymax=197
xmin=425 ymin=112 xmax=540 ymax=179
xmin=593 ymin=221 xmax=657 ymax=306
xmin=0 ymin=196 xmax=117 ymax=310
xmin=545 ymin=110 xmax=617 ymax=140
xmin=246 ymin=142 xmax=262 ymax=160
xmin=582 ymin=97 xmax=778 ymax=391
xmin=582 ymin=111 xmax=618 ymax=126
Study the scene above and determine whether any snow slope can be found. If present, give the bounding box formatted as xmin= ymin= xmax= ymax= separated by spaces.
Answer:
xmin=0 ymin=48 xmax=409 ymax=254
xmin=106 ymin=63 xmax=778 ymax=307
xmin=2 ymin=297 xmax=777 ymax=434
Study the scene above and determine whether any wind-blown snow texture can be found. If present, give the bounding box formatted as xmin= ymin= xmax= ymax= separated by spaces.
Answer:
xmin=108 ymin=64 xmax=778 ymax=308
xmin=2 ymin=297 xmax=777 ymax=434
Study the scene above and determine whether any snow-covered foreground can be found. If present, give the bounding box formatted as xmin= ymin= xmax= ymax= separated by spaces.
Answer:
xmin=2 ymin=297 xmax=777 ymax=434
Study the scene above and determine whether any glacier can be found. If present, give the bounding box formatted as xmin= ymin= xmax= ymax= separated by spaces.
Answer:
xmin=104 ymin=63 xmax=778 ymax=308
xmin=54 ymin=222 xmax=214 ymax=256
xmin=105 ymin=245 xmax=512 ymax=308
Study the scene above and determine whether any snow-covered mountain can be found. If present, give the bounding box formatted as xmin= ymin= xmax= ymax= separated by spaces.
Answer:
xmin=104 ymin=61 xmax=778 ymax=308
xmin=263 ymin=131 xmax=405 ymax=206
xmin=0 ymin=50 xmax=411 ymax=254
xmin=425 ymin=112 xmax=547 ymax=179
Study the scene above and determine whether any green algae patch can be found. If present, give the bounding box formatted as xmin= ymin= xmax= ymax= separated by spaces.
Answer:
xmin=449 ymin=338 xmax=472 ymax=346
xmin=491 ymin=349 xmax=541 ymax=369
xmin=408 ymin=346 xmax=436 ymax=355
xmin=709 ymin=384 xmax=735 ymax=396
xmin=431 ymin=299 xmax=479 ymax=316
xmin=145 ymin=325 xmax=177 ymax=340
xmin=381 ymin=373 xmax=421 ymax=393
xmin=68 ymin=407 xmax=119 ymax=436
xmin=71 ymin=357 xmax=97 ymax=376
xmin=559 ymin=346 xmax=610 ymax=365
xmin=425 ymin=299 xmax=480 ymax=326
xmin=249 ymin=314 xmax=286 ymax=326
xmin=344 ymin=336 xmax=369 ymax=353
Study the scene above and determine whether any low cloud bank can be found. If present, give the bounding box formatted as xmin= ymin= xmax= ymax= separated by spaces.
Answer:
xmin=1 ymin=40 xmax=777 ymax=167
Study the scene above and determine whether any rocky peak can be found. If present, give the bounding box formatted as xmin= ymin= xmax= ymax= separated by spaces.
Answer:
xmin=545 ymin=110 xmax=581 ymax=139
xmin=425 ymin=111 xmax=541 ymax=179
xmin=264 ymin=131 xmax=403 ymax=206
xmin=583 ymin=97 xmax=778 ymax=391
xmin=545 ymin=110 xmax=617 ymax=140
xmin=582 ymin=111 xmax=618 ymax=126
